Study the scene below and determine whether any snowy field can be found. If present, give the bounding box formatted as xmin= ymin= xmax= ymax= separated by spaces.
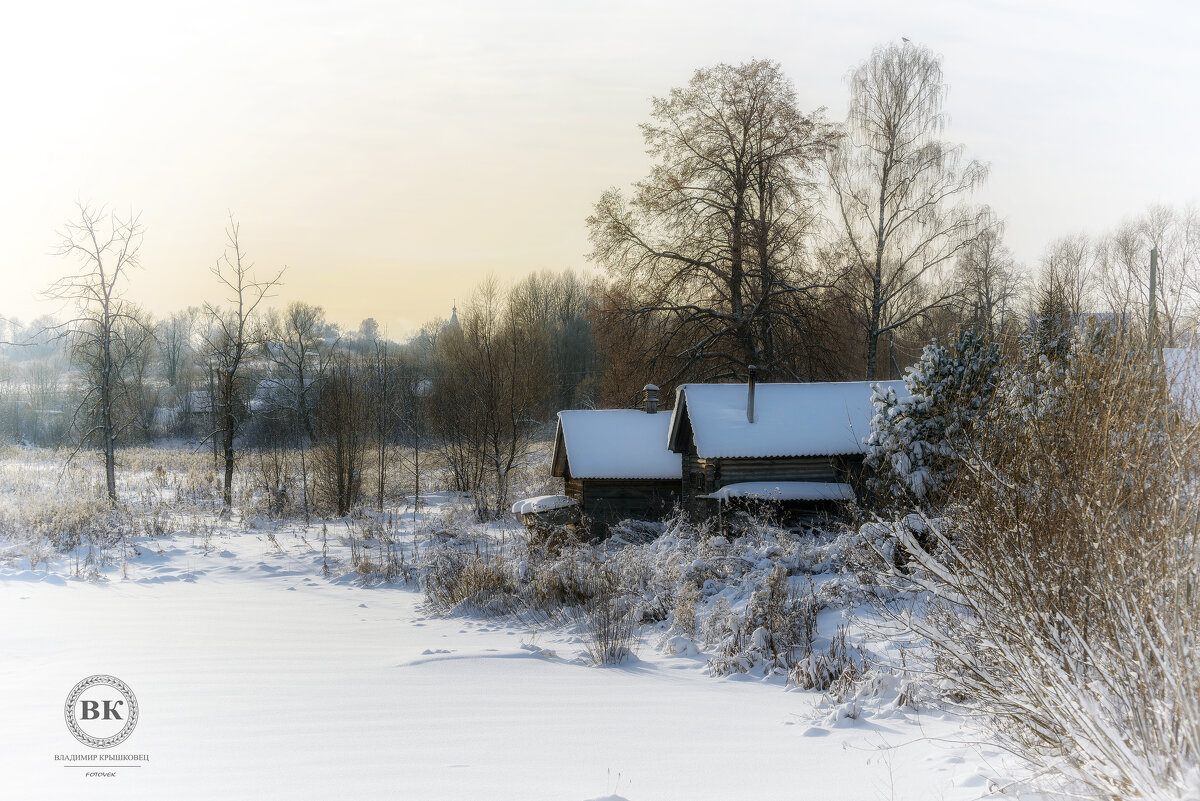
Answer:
xmin=0 ymin=487 xmax=1011 ymax=800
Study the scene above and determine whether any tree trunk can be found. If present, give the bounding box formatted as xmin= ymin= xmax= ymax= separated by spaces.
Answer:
xmin=102 ymin=316 xmax=118 ymax=503
xmin=866 ymin=166 xmax=890 ymax=381
xmin=866 ymin=311 xmax=880 ymax=381
xmin=222 ymin=384 xmax=235 ymax=509
xmin=223 ymin=428 xmax=235 ymax=510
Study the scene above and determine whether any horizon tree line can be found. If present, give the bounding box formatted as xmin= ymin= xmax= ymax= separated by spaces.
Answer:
xmin=1 ymin=40 xmax=1196 ymax=517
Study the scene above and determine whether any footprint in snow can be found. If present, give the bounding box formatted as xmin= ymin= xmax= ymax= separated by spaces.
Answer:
xmin=420 ymin=648 xmax=452 ymax=655
xmin=358 ymin=603 xmax=367 ymax=608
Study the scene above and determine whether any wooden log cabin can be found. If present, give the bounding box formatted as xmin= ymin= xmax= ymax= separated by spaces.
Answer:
xmin=549 ymin=385 xmax=682 ymax=538
xmin=666 ymin=370 xmax=906 ymax=521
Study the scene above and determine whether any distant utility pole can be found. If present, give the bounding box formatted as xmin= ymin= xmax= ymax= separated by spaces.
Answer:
xmin=1149 ymin=246 xmax=1159 ymax=346
xmin=1149 ymin=247 xmax=1165 ymax=369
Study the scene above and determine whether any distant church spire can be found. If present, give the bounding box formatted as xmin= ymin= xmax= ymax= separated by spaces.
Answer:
xmin=448 ymin=302 xmax=459 ymax=328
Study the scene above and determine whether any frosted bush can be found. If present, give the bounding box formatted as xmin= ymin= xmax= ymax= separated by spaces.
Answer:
xmin=789 ymin=625 xmax=864 ymax=692
xmin=422 ymin=547 xmax=517 ymax=612
xmin=671 ymin=581 xmax=701 ymax=637
xmin=412 ymin=502 xmax=891 ymax=691
xmin=879 ymin=335 xmax=1200 ymax=800
xmin=709 ymin=566 xmax=820 ymax=677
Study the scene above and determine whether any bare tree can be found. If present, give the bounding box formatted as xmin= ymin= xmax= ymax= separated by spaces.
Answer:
xmin=45 ymin=203 xmax=148 ymax=502
xmin=589 ymin=59 xmax=837 ymax=383
xmin=954 ymin=210 xmax=1026 ymax=339
xmin=19 ymin=354 xmax=70 ymax=445
xmin=430 ymin=278 xmax=550 ymax=519
xmin=507 ymin=269 xmax=597 ymax=411
xmin=398 ymin=358 xmax=430 ymax=523
xmin=1037 ymin=233 xmax=1098 ymax=322
xmin=828 ymin=41 xmax=987 ymax=379
xmin=200 ymin=215 xmax=284 ymax=511
xmin=261 ymin=301 xmax=330 ymax=517
xmin=366 ymin=337 xmax=398 ymax=512
xmin=1098 ymin=204 xmax=1200 ymax=345
xmin=1027 ymin=235 xmax=1101 ymax=361
xmin=113 ymin=306 xmax=160 ymax=441
xmin=262 ymin=302 xmax=329 ymax=440
xmin=158 ymin=307 xmax=199 ymax=391
xmin=313 ymin=353 xmax=370 ymax=517
xmin=358 ymin=317 xmax=380 ymax=345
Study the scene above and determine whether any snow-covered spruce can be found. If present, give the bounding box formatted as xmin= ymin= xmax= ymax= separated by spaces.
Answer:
xmin=865 ymin=328 xmax=1000 ymax=507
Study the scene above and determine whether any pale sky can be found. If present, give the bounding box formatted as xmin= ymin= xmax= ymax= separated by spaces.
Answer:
xmin=1 ymin=0 xmax=1196 ymax=337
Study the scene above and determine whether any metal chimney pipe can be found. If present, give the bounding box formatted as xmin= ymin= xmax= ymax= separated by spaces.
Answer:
xmin=643 ymin=383 xmax=659 ymax=414
xmin=746 ymin=365 xmax=757 ymax=423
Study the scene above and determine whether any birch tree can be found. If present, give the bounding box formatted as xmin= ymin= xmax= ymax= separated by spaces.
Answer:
xmin=954 ymin=210 xmax=1025 ymax=339
xmin=829 ymin=41 xmax=987 ymax=379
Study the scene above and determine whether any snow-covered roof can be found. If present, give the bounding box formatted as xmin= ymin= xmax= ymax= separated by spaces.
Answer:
xmin=1165 ymin=347 xmax=1200 ymax=416
xmin=184 ymin=390 xmax=216 ymax=414
xmin=668 ymin=380 xmax=906 ymax=459
xmin=700 ymin=481 xmax=855 ymax=502
xmin=552 ymin=410 xmax=683 ymax=480
xmin=511 ymin=495 xmax=579 ymax=515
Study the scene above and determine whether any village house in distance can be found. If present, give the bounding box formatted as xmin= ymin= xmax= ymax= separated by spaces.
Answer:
xmin=514 ymin=371 xmax=905 ymax=536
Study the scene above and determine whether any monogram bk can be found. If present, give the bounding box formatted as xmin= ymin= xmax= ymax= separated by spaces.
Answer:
xmin=64 ymin=675 xmax=139 ymax=749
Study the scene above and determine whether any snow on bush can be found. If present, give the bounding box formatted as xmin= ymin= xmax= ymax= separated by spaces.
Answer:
xmin=877 ymin=334 xmax=1200 ymax=801
xmin=866 ymin=328 xmax=1000 ymax=507
xmin=416 ymin=508 xmax=893 ymax=688
xmin=708 ymin=565 xmax=819 ymax=676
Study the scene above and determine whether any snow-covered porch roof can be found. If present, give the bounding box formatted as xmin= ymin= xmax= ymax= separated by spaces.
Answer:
xmin=699 ymin=481 xmax=855 ymax=503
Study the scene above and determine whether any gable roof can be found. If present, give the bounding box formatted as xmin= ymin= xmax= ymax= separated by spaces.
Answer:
xmin=667 ymin=380 xmax=905 ymax=460
xmin=551 ymin=410 xmax=682 ymax=480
